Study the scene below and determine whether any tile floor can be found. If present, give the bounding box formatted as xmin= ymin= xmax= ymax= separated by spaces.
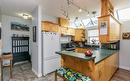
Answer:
xmin=1 ymin=62 xmax=63 ymax=81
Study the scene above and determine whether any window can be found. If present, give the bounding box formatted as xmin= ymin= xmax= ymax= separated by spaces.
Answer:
xmin=88 ymin=29 xmax=99 ymax=44
xmin=118 ymin=7 xmax=130 ymax=21
xmin=69 ymin=17 xmax=98 ymax=28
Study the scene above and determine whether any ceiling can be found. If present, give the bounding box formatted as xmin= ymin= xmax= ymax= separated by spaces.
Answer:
xmin=0 ymin=0 xmax=130 ymax=20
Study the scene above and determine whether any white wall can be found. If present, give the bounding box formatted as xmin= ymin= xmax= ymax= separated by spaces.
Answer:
xmin=42 ymin=14 xmax=58 ymax=23
xmin=1 ymin=15 xmax=32 ymax=54
xmin=31 ymin=5 xmax=42 ymax=77
xmin=119 ymin=20 xmax=130 ymax=70
xmin=0 ymin=8 xmax=1 ymax=22
xmin=0 ymin=10 xmax=1 ymax=54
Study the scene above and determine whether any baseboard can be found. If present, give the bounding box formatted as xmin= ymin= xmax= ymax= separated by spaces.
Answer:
xmin=119 ymin=66 xmax=130 ymax=71
xmin=32 ymin=68 xmax=42 ymax=77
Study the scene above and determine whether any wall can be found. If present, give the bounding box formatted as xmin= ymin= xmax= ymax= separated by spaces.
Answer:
xmin=1 ymin=15 xmax=32 ymax=55
xmin=0 ymin=8 xmax=1 ymax=22
xmin=0 ymin=9 xmax=1 ymax=54
xmin=42 ymin=14 xmax=58 ymax=23
xmin=31 ymin=5 xmax=42 ymax=77
xmin=119 ymin=20 xmax=130 ymax=70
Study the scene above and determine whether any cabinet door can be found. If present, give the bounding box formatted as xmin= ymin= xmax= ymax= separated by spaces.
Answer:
xmin=41 ymin=21 xmax=59 ymax=33
xmin=67 ymin=28 xmax=75 ymax=36
xmin=95 ymin=61 xmax=105 ymax=81
xmin=104 ymin=53 xmax=119 ymax=81
xmin=75 ymin=29 xmax=85 ymax=41
xmin=58 ymin=17 xmax=69 ymax=27
xmin=98 ymin=15 xmax=120 ymax=43
xmin=51 ymin=25 xmax=59 ymax=32
xmin=59 ymin=27 xmax=68 ymax=35
xmin=109 ymin=17 xmax=120 ymax=41
xmin=42 ymin=22 xmax=51 ymax=31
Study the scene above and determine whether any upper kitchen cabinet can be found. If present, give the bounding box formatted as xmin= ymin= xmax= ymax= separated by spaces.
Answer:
xmin=98 ymin=0 xmax=121 ymax=43
xmin=59 ymin=27 xmax=68 ymax=35
xmin=59 ymin=27 xmax=75 ymax=36
xmin=58 ymin=17 xmax=70 ymax=27
xmin=74 ymin=29 xmax=86 ymax=41
xmin=98 ymin=15 xmax=121 ymax=43
xmin=67 ymin=28 xmax=75 ymax=36
xmin=41 ymin=21 xmax=59 ymax=33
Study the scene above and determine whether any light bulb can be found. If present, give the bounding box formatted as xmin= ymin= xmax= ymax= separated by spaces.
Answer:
xmin=78 ymin=8 xmax=82 ymax=12
xmin=23 ymin=15 xmax=28 ymax=19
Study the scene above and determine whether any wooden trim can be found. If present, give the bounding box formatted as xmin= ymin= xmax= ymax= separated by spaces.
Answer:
xmin=98 ymin=14 xmax=121 ymax=25
xmin=42 ymin=21 xmax=58 ymax=25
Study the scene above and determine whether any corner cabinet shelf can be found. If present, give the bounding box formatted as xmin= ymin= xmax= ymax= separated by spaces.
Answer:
xmin=98 ymin=15 xmax=121 ymax=43
xmin=12 ymin=37 xmax=30 ymax=64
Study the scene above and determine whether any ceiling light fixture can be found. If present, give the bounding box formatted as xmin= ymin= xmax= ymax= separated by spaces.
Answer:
xmin=78 ymin=8 xmax=82 ymax=12
xmin=17 ymin=13 xmax=32 ymax=20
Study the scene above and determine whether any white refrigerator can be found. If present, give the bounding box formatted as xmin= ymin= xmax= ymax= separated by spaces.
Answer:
xmin=42 ymin=32 xmax=61 ymax=76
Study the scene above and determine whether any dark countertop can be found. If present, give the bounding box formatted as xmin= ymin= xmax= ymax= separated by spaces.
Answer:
xmin=56 ymin=49 xmax=118 ymax=64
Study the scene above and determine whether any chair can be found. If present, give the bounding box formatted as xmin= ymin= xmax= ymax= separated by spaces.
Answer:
xmin=1 ymin=52 xmax=13 ymax=81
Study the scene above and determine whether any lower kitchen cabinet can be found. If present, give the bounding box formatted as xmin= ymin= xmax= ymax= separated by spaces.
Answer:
xmin=95 ymin=52 xmax=119 ymax=81
xmin=95 ymin=61 xmax=105 ymax=81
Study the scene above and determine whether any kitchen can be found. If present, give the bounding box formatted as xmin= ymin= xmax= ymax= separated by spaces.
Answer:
xmin=0 ymin=0 xmax=130 ymax=81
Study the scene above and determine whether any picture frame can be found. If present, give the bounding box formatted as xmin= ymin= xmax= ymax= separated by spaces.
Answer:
xmin=99 ymin=21 xmax=108 ymax=35
xmin=33 ymin=26 xmax=36 ymax=42
xmin=122 ymin=32 xmax=130 ymax=40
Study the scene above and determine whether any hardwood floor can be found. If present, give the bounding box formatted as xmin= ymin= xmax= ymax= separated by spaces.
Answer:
xmin=111 ymin=69 xmax=130 ymax=81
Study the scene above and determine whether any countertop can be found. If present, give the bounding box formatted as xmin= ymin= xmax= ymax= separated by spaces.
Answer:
xmin=56 ymin=49 xmax=118 ymax=64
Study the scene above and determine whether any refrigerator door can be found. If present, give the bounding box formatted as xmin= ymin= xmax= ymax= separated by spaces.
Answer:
xmin=42 ymin=32 xmax=61 ymax=76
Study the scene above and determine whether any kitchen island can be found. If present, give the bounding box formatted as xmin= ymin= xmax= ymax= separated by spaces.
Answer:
xmin=56 ymin=49 xmax=119 ymax=81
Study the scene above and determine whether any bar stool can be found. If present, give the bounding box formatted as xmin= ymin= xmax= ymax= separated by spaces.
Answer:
xmin=1 ymin=52 xmax=13 ymax=81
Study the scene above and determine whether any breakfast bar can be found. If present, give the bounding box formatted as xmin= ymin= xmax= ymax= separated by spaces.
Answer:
xmin=56 ymin=49 xmax=119 ymax=81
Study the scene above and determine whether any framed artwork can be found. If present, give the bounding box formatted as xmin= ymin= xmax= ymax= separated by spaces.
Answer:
xmin=11 ymin=22 xmax=29 ymax=31
xmin=99 ymin=21 xmax=108 ymax=35
xmin=33 ymin=26 xmax=36 ymax=42
xmin=122 ymin=32 xmax=130 ymax=39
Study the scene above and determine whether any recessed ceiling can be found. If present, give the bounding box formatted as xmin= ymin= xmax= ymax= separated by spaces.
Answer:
xmin=0 ymin=0 xmax=130 ymax=19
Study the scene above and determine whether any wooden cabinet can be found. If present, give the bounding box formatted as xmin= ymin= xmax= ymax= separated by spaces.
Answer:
xmin=59 ymin=27 xmax=75 ymax=36
xmin=74 ymin=29 xmax=86 ymax=41
xmin=109 ymin=17 xmax=120 ymax=41
xmin=95 ymin=61 xmax=105 ymax=81
xmin=59 ymin=27 xmax=68 ymax=35
xmin=42 ymin=21 xmax=75 ymax=36
xmin=98 ymin=15 xmax=121 ymax=43
xmin=58 ymin=17 xmax=69 ymax=27
xmin=95 ymin=52 xmax=119 ymax=81
xmin=41 ymin=21 xmax=59 ymax=33
xmin=67 ymin=28 xmax=75 ymax=36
